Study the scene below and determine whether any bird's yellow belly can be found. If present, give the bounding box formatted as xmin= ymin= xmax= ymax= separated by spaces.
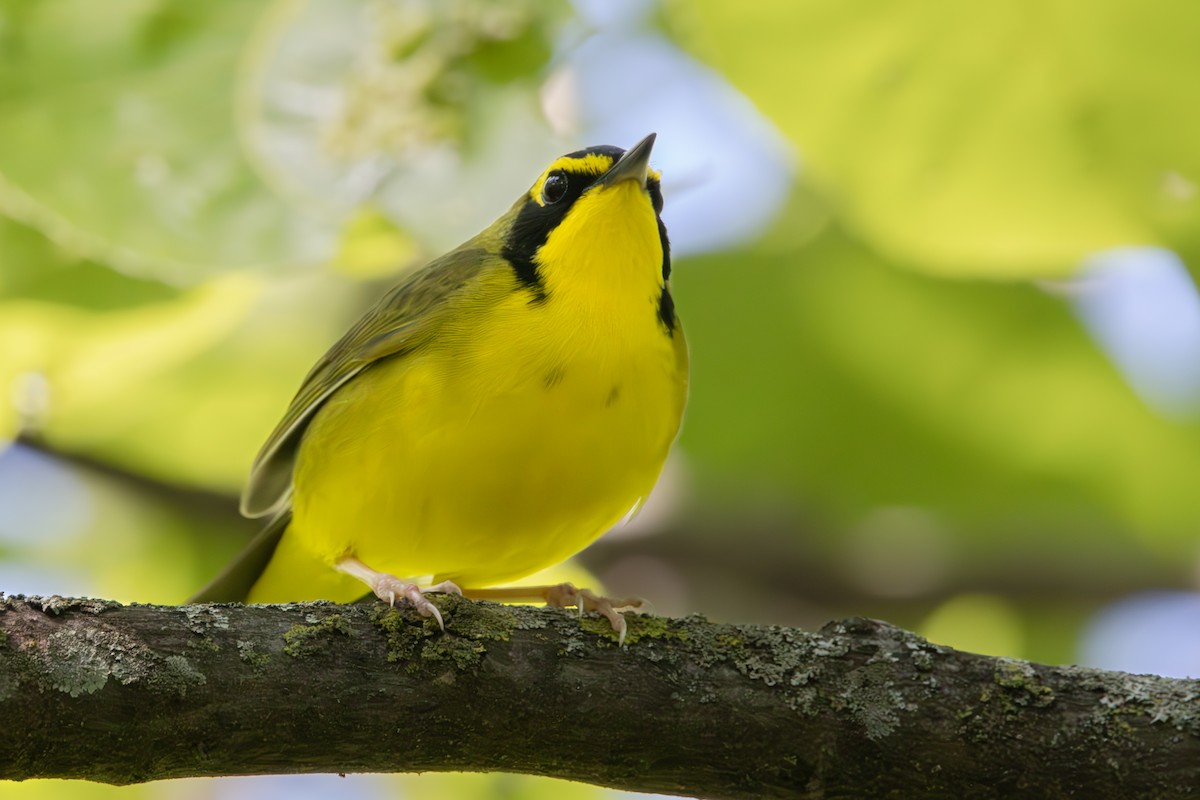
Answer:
xmin=286 ymin=329 xmax=682 ymax=595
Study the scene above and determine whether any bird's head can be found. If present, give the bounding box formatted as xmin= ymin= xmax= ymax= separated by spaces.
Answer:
xmin=498 ymin=134 xmax=673 ymax=328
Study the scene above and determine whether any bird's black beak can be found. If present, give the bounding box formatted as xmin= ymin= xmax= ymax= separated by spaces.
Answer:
xmin=597 ymin=133 xmax=655 ymax=190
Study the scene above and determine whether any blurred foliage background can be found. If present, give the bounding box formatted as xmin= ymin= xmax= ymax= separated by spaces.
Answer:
xmin=3 ymin=0 xmax=1200 ymax=798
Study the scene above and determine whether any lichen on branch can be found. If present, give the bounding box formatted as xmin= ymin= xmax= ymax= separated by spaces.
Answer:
xmin=1 ymin=594 xmax=1198 ymax=799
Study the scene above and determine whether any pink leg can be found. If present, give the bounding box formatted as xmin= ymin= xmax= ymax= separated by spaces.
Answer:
xmin=335 ymin=555 xmax=462 ymax=631
xmin=463 ymin=583 xmax=649 ymax=645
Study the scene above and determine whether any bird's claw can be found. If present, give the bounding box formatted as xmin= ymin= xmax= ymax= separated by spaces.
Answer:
xmin=371 ymin=577 xmax=462 ymax=631
xmin=543 ymin=583 xmax=648 ymax=646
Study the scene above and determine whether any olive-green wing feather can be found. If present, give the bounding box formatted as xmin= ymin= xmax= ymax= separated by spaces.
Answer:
xmin=239 ymin=244 xmax=494 ymax=519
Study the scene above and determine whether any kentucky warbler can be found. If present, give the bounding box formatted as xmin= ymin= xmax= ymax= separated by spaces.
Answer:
xmin=192 ymin=134 xmax=687 ymax=639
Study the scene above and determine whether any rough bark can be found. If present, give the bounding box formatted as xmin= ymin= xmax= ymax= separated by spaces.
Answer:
xmin=0 ymin=594 xmax=1197 ymax=799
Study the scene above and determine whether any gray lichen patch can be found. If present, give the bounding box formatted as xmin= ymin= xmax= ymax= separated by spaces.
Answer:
xmin=511 ymin=603 xmax=551 ymax=630
xmin=149 ymin=655 xmax=206 ymax=698
xmin=909 ymin=648 xmax=935 ymax=672
xmin=722 ymin=626 xmax=849 ymax=690
xmin=283 ymin=613 xmax=352 ymax=658
xmin=30 ymin=622 xmax=208 ymax=700
xmin=35 ymin=596 xmax=123 ymax=616
xmin=839 ymin=663 xmax=905 ymax=741
xmin=42 ymin=626 xmax=154 ymax=697
xmin=673 ymin=624 xmax=841 ymax=716
xmin=237 ymin=640 xmax=271 ymax=670
xmin=183 ymin=605 xmax=230 ymax=635
xmin=672 ymin=619 xmax=931 ymax=733
xmin=1059 ymin=666 xmax=1200 ymax=736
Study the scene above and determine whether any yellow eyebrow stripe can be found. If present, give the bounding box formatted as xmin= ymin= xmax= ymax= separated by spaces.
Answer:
xmin=528 ymin=155 xmax=663 ymax=206
xmin=529 ymin=153 xmax=614 ymax=206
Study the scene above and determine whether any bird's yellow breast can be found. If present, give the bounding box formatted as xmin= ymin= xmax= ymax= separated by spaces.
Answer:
xmin=266 ymin=184 xmax=687 ymax=602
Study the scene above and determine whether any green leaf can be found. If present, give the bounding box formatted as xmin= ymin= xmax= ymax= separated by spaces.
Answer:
xmin=0 ymin=218 xmax=177 ymax=310
xmin=667 ymin=0 xmax=1200 ymax=277
xmin=0 ymin=0 xmax=570 ymax=283
xmin=0 ymin=0 xmax=335 ymax=280
xmin=676 ymin=222 xmax=1200 ymax=548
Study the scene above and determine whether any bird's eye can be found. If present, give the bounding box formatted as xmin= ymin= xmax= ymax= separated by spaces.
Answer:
xmin=541 ymin=171 xmax=568 ymax=205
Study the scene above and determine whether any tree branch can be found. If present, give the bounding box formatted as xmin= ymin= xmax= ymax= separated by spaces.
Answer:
xmin=1 ymin=594 xmax=1197 ymax=798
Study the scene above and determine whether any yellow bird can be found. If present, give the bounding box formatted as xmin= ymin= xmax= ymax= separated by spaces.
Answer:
xmin=192 ymin=134 xmax=687 ymax=640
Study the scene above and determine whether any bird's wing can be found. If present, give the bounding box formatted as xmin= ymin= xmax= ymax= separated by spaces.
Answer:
xmin=239 ymin=245 xmax=493 ymax=519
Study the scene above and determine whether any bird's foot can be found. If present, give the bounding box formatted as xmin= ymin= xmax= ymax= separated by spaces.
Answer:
xmin=461 ymin=583 xmax=649 ymax=645
xmin=543 ymin=583 xmax=648 ymax=646
xmin=336 ymin=555 xmax=461 ymax=631
xmin=371 ymin=577 xmax=462 ymax=631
